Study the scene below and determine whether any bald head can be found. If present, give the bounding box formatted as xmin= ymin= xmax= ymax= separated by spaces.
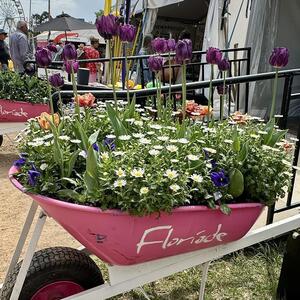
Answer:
xmin=17 ymin=21 xmax=28 ymax=34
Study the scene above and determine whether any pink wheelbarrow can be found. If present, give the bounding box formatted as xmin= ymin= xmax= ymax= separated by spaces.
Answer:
xmin=1 ymin=166 xmax=267 ymax=300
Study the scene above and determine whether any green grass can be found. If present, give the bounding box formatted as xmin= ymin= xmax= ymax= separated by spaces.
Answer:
xmin=93 ymin=240 xmax=286 ymax=300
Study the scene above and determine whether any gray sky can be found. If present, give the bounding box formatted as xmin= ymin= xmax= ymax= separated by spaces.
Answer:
xmin=21 ymin=0 xmax=105 ymax=22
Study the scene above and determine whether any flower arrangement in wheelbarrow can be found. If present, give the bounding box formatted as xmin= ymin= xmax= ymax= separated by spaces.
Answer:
xmin=10 ymin=29 xmax=296 ymax=265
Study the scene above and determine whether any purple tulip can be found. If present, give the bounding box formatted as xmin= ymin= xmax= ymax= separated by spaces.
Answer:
xmin=119 ymin=24 xmax=136 ymax=43
xmin=269 ymin=47 xmax=289 ymax=68
xmin=152 ymin=38 xmax=168 ymax=54
xmin=62 ymin=43 xmax=77 ymax=61
xmin=64 ymin=60 xmax=79 ymax=74
xmin=167 ymin=38 xmax=176 ymax=52
xmin=210 ymin=170 xmax=229 ymax=187
xmin=28 ymin=169 xmax=41 ymax=186
xmin=218 ymin=58 xmax=230 ymax=71
xmin=35 ymin=48 xmax=52 ymax=67
xmin=96 ymin=14 xmax=119 ymax=40
xmin=206 ymin=47 xmax=222 ymax=65
xmin=175 ymin=39 xmax=193 ymax=64
xmin=148 ymin=55 xmax=164 ymax=72
xmin=47 ymin=43 xmax=58 ymax=53
xmin=217 ymin=85 xmax=228 ymax=95
xmin=49 ymin=73 xmax=64 ymax=88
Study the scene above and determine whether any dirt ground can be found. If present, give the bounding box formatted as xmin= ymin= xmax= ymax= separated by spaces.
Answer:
xmin=0 ymin=133 xmax=80 ymax=282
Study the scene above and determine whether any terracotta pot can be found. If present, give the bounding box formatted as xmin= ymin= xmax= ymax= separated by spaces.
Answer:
xmin=9 ymin=166 xmax=264 ymax=266
xmin=0 ymin=99 xmax=50 ymax=122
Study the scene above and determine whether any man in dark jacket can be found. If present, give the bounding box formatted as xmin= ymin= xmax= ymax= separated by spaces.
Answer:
xmin=0 ymin=29 xmax=10 ymax=71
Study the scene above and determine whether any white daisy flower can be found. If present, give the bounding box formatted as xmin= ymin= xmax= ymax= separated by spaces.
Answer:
xmin=290 ymin=137 xmax=299 ymax=142
xmin=58 ymin=135 xmax=70 ymax=141
xmin=187 ymin=154 xmax=199 ymax=161
xmin=157 ymin=136 xmax=169 ymax=142
xmin=79 ymin=150 xmax=87 ymax=158
xmin=149 ymin=149 xmax=160 ymax=156
xmin=113 ymin=151 xmax=125 ymax=157
xmin=136 ymin=108 xmax=145 ymax=113
xmin=131 ymin=168 xmax=145 ymax=178
xmin=282 ymin=159 xmax=291 ymax=166
xmin=119 ymin=135 xmax=131 ymax=141
xmin=115 ymin=168 xmax=126 ymax=177
xmin=250 ymin=134 xmax=260 ymax=139
xmin=165 ymin=126 xmax=177 ymax=131
xmin=113 ymin=179 xmax=127 ymax=188
xmin=140 ymin=187 xmax=149 ymax=195
xmin=274 ymin=114 xmax=283 ymax=118
xmin=125 ymin=118 xmax=135 ymax=123
xmin=43 ymin=134 xmax=54 ymax=140
xmin=166 ymin=145 xmax=178 ymax=152
xmin=206 ymin=163 xmax=212 ymax=169
xmin=106 ymin=134 xmax=116 ymax=139
xmin=149 ymin=124 xmax=162 ymax=130
xmin=224 ymin=139 xmax=233 ymax=144
xmin=44 ymin=142 xmax=51 ymax=147
xmin=133 ymin=133 xmax=145 ymax=138
xmin=139 ymin=138 xmax=151 ymax=145
xmin=177 ymin=138 xmax=189 ymax=144
xmin=101 ymin=152 xmax=109 ymax=160
xmin=258 ymin=131 xmax=268 ymax=135
xmin=170 ymin=139 xmax=178 ymax=143
xmin=191 ymin=174 xmax=203 ymax=183
xmin=97 ymin=114 xmax=106 ymax=119
xmin=70 ymin=139 xmax=81 ymax=144
xmin=171 ymin=159 xmax=179 ymax=163
xmin=147 ymin=131 xmax=155 ymax=136
xmin=164 ymin=169 xmax=178 ymax=180
xmin=203 ymin=147 xmax=217 ymax=154
xmin=141 ymin=117 xmax=150 ymax=121
xmin=40 ymin=163 xmax=48 ymax=170
xmin=170 ymin=184 xmax=180 ymax=192
xmin=33 ymin=137 xmax=44 ymax=142
xmin=153 ymin=145 xmax=164 ymax=150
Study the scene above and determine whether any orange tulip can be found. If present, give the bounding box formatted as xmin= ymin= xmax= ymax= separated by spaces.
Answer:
xmin=126 ymin=79 xmax=135 ymax=89
xmin=38 ymin=112 xmax=60 ymax=130
xmin=76 ymin=93 xmax=95 ymax=107
xmin=231 ymin=111 xmax=249 ymax=124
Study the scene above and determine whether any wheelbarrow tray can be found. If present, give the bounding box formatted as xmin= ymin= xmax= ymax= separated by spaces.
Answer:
xmin=9 ymin=167 xmax=264 ymax=266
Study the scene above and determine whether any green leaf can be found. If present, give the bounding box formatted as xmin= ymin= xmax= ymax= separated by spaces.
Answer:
xmin=66 ymin=150 xmax=80 ymax=177
xmin=106 ymin=102 xmax=127 ymax=137
xmin=86 ymin=144 xmax=98 ymax=179
xmin=88 ymin=129 xmax=100 ymax=146
xmin=60 ymin=177 xmax=78 ymax=186
xmin=268 ymin=129 xmax=288 ymax=147
xmin=75 ymin=119 xmax=89 ymax=151
xmin=57 ymin=189 xmax=82 ymax=202
xmin=84 ymin=171 xmax=98 ymax=195
xmin=263 ymin=118 xmax=275 ymax=145
xmin=238 ymin=142 xmax=249 ymax=163
xmin=220 ymin=204 xmax=232 ymax=215
xmin=228 ymin=168 xmax=244 ymax=198
xmin=232 ymin=128 xmax=240 ymax=152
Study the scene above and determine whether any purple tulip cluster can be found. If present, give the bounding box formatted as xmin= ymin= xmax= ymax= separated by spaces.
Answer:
xmin=62 ymin=43 xmax=79 ymax=74
xmin=148 ymin=56 xmax=164 ymax=72
xmin=119 ymin=23 xmax=136 ymax=43
xmin=96 ymin=14 xmax=119 ymax=40
xmin=35 ymin=47 xmax=53 ymax=67
xmin=269 ymin=47 xmax=289 ymax=68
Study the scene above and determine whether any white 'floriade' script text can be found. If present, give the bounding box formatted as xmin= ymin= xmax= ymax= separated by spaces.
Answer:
xmin=0 ymin=105 xmax=28 ymax=117
xmin=136 ymin=224 xmax=227 ymax=254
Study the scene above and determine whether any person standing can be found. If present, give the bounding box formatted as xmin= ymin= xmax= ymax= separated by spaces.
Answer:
xmin=9 ymin=21 xmax=32 ymax=73
xmin=0 ymin=29 xmax=10 ymax=71
xmin=84 ymin=37 xmax=101 ymax=83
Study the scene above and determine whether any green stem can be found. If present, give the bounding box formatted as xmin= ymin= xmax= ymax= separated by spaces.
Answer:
xmin=168 ymin=52 xmax=172 ymax=102
xmin=181 ymin=61 xmax=187 ymax=123
xmin=70 ymin=64 xmax=80 ymax=119
xmin=44 ymin=67 xmax=54 ymax=116
xmin=156 ymin=72 xmax=162 ymax=120
xmin=109 ymin=40 xmax=118 ymax=110
xmin=270 ymin=68 xmax=279 ymax=119
xmin=221 ymin=71 xmax=226 ymax=121
xmin=208 ymin=64 xmax=214 ymax=124
xmin=124 ymin=43 xmax=130 ymax=104
xmin=58 ymin=90 xmax=64 ymax=118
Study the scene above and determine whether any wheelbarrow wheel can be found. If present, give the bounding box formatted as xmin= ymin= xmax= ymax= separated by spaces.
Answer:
xmin=0 ymin=135 xmax=3 ymax=147
xmin=1 ymin=247 xmax=104 ymax=300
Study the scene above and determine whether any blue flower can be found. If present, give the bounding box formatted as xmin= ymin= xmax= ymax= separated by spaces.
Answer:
xmin=210 ymin=170 xmax=229 ymax=187
xmin=92 ymin=143 xmax=99 ymax=152
xmin=28 ymin=168 xmax=41 ymax=186
xmin=103 ymin=137 xmax=116 ymax=151
xmin=13 ymin=158 xmax=26 ymax=168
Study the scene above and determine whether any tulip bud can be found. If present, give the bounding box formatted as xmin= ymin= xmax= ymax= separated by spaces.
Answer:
xmin=35 ymin=48 xmax=52 ymax=67
xmin=47 ymin=43 xmax=58 ymax=53
xmin=218 ymin=58 xmax=230 ymax=71
xmin=167 ymin=38 xmax=176 ymax=52
xmin=64 ymin=60 xmax=79 ymax=74
xmin=49 ymin=73 xmax=64 ymax=88
xmin=206 ymin=47 xmax=222 ymax=65
xmin=148 ymin=55 xmax=164 ymax=72
xmin=62 ymin=43 xmax=77 ymax=60
xmin=175 ymin=39 xmax=193 ymax=64
xmin=269 ymin=47 xmax=289 ymax=68
xmin=217 ymin=85 xmax=228 ymax=95
xmin=96 ymin=14 xmax=119 ymax=40
xmin=152 ymin=38 xmax=168 ymax=54
xmin=119 ymin=24 xmax=136 ymax=43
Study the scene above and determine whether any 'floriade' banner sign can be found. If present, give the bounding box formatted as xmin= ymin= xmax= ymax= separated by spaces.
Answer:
xmin=0 ymin=99 xmax=50 ymax=122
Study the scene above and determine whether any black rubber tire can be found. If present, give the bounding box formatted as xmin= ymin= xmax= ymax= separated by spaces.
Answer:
xmin=0 ymin=135 xmax=3 ymax=147
xmin=0 ymin=247 xmax=104 ymax=300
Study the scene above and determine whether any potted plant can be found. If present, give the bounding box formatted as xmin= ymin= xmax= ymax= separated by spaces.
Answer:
xmin=0 ymin=71 xmax=50 ymax=122
xmin=9 ymin=17 xmax=294 ymax=265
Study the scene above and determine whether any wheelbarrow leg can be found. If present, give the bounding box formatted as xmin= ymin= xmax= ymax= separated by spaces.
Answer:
xmin=9 ymin=211 xmax=47 ymax=300
xmin=1 ymin=201 xmax=38 ymax=295
xmin=199 ymin=261 xmax=211 ymax=300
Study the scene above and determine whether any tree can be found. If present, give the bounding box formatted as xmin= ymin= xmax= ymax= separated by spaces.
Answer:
xmin=32 ymin=11 xmax=49 ymax=27
xmin=95 ymin=9 xmax=104 ymax=18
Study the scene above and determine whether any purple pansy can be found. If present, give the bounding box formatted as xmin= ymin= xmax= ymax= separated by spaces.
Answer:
xmin=210 ymin=170 xmax=229 ymax=187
